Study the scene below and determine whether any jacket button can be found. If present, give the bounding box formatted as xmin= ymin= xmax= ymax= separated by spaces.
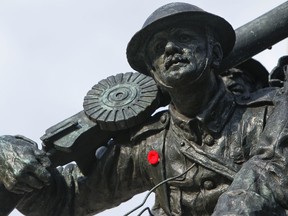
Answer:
xmin=203 ymin=180 xmax=215 ymax=190
xmin=160 ymin=114 xmax=167 ymax=124
xmin=204 ymin=134 xmax=214 ymax=146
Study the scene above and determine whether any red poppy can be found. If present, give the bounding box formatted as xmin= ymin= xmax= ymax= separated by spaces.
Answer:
xmin=147 ymin=150 xmax=160 ymax=165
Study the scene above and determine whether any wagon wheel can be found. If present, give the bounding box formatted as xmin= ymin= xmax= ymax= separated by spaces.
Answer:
xmin=83 ymin=72 xmax=160 ymax=131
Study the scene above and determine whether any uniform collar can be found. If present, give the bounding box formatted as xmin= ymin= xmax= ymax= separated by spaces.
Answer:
xmin=169 ymin=80 xmax=236 ymax=136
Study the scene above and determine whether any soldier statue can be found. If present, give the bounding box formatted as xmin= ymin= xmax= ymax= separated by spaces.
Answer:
xmin=1 ymin=2 xmax=288 ymax=216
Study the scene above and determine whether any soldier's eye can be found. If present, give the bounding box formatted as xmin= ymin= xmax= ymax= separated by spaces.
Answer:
xmin=179 ymin=33 xmax=191 ymax=43
xmin=154 ymin=41 xmax=165 ymax=53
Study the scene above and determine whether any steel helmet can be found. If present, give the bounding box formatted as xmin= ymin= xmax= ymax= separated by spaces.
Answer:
xmin=126 ymin=2 xmax=235 ymax=75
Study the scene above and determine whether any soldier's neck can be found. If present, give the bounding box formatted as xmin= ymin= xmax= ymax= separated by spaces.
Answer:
xmin=168 ymin=74 xmax=219 ymax=118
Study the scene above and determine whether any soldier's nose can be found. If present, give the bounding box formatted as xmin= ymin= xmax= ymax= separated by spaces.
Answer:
xmin=164 ymin=42 xmax=181 ymax=56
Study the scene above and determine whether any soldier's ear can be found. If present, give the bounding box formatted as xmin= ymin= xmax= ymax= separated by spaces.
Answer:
xmin=211 ymin=42 xmax=223 ymax=69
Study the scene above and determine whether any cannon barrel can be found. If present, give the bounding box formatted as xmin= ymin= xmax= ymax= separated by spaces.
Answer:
xmin=219 ymin=1 xmax=288 ymax=72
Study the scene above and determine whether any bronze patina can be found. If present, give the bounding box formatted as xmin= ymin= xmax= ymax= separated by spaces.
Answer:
xmin=1 ymin=2 xmax=288 ymax=216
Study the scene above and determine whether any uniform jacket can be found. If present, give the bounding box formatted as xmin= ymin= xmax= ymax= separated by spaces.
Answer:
xmin=17 ymin=83 xmax=288 ymax=216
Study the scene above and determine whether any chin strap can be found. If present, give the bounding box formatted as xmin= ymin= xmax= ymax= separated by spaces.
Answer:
xmin=152 ymin=69 xmax=174 ymax=89
xmin=190 ymin=57 xmax=209 ymax=84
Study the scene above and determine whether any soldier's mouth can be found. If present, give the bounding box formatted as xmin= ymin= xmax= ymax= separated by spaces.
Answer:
xmin=228 ymin=83 xmax=245 ymax=95
xmin=165 ymin=56 xmax=190 ymax=70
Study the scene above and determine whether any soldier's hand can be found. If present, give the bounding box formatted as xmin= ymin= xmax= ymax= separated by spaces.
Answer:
xmin=0 ymin=135 xmax=52 ymax=194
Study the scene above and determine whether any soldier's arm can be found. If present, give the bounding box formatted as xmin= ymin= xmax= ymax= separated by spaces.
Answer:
xmin=16 ymin=137 xmax=151 ymax=216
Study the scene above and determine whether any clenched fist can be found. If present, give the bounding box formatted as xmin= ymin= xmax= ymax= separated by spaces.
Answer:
xmin=0 ymin=135 xmax=52 ymax=194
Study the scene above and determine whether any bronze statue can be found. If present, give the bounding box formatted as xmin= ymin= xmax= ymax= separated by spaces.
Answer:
xmin=1 ymin=2 xmax=288 ymax=216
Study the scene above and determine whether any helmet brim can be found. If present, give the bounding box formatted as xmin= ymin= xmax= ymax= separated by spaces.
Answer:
xmin=236 ymin=58 xmax=269 ymax=87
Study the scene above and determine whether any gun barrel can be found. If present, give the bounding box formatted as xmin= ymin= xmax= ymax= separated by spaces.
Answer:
xmin=219 ymin=1 xmax=288 ymax=72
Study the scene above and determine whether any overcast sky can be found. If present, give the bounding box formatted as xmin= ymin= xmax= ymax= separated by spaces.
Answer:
xmin=0 ymin=1 xmax=287 ymax=215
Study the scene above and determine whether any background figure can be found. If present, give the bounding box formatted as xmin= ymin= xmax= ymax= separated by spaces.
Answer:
xmin=220 ymin=58 xmax=269 ymax=96
xmin=269 ymin=55 xmax=288 ymax=87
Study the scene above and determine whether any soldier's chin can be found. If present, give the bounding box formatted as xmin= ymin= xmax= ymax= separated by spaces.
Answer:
xmin=165 ymin=65 xmax=198 ymax=85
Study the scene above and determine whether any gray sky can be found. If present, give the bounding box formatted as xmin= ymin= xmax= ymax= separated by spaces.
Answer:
xmin=0 ymin=1 xmax=287 ymax=215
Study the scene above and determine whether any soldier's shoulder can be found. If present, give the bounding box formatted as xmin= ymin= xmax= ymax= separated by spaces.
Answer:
xmin=235 ymin=87 xmax=281 ymax=107
xmin=130 ymin=110 xmax=170 ymax=142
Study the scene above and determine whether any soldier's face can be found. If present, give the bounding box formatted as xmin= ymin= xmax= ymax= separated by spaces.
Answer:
xmin=146 ymin=27 xmax=209 ymax=87
xmin=221 ymin=68 xmax=254 ymax=96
